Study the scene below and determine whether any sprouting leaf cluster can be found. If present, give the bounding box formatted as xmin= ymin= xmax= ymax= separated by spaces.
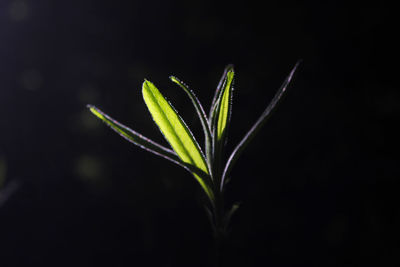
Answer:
xmin=88 ymin=62 xmax=299 ymax=234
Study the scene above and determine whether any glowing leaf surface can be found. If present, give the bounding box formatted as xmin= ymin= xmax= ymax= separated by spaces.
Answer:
xmin=142 ymin=80 xmax=213 ymax=200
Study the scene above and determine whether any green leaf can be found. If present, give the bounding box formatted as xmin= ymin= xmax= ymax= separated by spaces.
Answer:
xmin=169 ymin=76 xmax=213 ymax=171
xmin=221 ymin=61 xmax=300 ymax=190
xmin=142 ymin=80 xmax=214 ymax=201
xmin=209 ymin=68 xmax=234 ymax=180
xmin=215 ymin=69 xmax=234 ymax=141
xmin=209 ymin=65 xmax=234 ymax=130
xmin=88 ymin=104 xmax=181 ymax=161
xmin=88 ymin=105 xmax=212 ymax=189
xmin=209 ymin=64 xmax=234 ymax=121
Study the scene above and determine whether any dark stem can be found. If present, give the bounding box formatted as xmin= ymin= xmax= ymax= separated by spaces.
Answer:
xmin=213 ymin=189 xmax=227 ymax=267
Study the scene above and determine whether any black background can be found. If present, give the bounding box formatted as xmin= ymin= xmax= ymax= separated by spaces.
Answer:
xmin=0 ymin=0 xmax=399 ymax=266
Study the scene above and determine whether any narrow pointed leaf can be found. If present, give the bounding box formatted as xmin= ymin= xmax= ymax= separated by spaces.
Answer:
xmin=209 ymin=64 xmax=234 ymax=121
xmin=208 ymin=64 xmax=233 ymax=125
xmin=142 ymin=80 xmax=214 ymax=201
xmin=215 ymin=69 xmax=234 ymax=141
xmin=88 ymin=105 xmax=211 ymax=190
xmin=169 ymin=76 xmax=213 ymax=170
xmin=88 ymin=105 xmax=181 ymax=163
xmin=209 ymin=67 xmax=234 ymax=180
xmin=221 ymin=61 xmax=300 ymax=190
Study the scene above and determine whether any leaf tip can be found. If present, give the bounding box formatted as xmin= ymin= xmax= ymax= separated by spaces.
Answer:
xmin=169 ymin=76 xmax=183 ymax=87
xmin=87 ymin=105 xmax=103 ymax=119
xmin=86 ymin=104 xmax=95 ymax=110
xmin=142 ymin=79 xmax=153 ymax=93
xmin=87 ymin=104 xmax=96 ymax=113
xmin=225 ymin=65 xmax=235 ymax=80
xmin=225 ymin=64 xmax=235 ymax=74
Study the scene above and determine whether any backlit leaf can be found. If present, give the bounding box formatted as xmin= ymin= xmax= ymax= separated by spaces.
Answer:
xmin=220 ymin=61 xmax=300 ymax=190
xmin=209 ymin=65 xmax=234 ymax=132
xmin=209 ymin=64 xmax=234 ymax=121
xmin=88 ymin=105 xmax=181 ymax=161
xmin=215 ymin=69 xmax=234 ymax=141
xmin=209 ymin=68 xmax=234 ymax=180
xmin=142 ymin=80 xmax=214 ymax=201
xmin=169 ymin=76 xmax=213 ymax=170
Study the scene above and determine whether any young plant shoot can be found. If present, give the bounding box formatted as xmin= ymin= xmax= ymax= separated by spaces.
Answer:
xmin=88 ymin=62 xmax=299 ymax=246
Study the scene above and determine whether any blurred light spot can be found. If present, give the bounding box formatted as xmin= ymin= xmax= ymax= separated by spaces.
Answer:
xmin=75 ymin=155 xmax=103 ymax=182
xmin=78 ymin=110 xmax=101 ymax=131
xmin=20 ymin=69 xmax=43 ymax=91
xmin=8 ymin=1 xmax=30 ymax=22
xmin=0 ymin=180 xmax=20 ymax=206
xmin=0 ymin=157 xmax=6 ymax=188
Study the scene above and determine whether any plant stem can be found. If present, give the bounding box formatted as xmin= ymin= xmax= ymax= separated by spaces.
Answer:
xmin=212 ymin=188 xmax=227 ymax=267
